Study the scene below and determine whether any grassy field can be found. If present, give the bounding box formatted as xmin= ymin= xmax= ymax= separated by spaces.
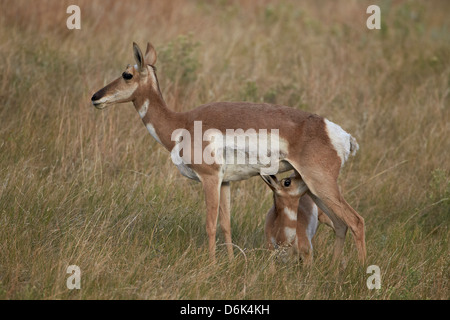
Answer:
xmin=0 ymin=0 xmax=448 ymax=300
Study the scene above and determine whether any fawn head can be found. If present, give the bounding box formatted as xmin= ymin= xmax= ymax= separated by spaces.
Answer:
xmin=261 ymin=172 xmax=309 ymax=202
xmin=91 ymin=42 xmax=159 ymax=109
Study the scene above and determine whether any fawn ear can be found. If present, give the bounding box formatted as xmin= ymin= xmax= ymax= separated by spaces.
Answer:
xmin=144 ymin=42 xmax=157 ymax=66
xmin=260 ymin=175 xmax=279 ymax=191
xmin=292 ymin=170 xmax=301 ymax=178
xmin=133 ymin=42 xmax=146 ymax=74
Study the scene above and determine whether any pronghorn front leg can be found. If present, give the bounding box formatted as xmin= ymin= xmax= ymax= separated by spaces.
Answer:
xmin=201 ymin=175 xmax=222 ymax=262
xmin=219 ymin=182 xmax=234 ymax=260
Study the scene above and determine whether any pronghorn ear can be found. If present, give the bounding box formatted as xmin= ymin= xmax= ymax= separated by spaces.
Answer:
xmin=260 ymin=175 xmax=279 ymax=191
xmin=291 ymin=170 xmax=302 ymax=179
xmin=133 ymin=42 xmax=146 ymax=73
xmin=145 ymin=42 xmax=157 ymax=66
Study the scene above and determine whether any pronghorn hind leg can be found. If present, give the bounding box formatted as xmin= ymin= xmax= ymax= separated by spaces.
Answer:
xmin=307 ymin=192 xmax=348 ymax=265
xmin=317 ymin=208 xmax=335 ymax=230
xmin=287 ymin=160 xmax=366 ymax=265
xmin=219 ymin=181 xmax=234 ymax=260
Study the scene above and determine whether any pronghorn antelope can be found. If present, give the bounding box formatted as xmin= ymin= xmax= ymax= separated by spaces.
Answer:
xmin=261 ymin=173 xmax=334 ymax=265
xmin=91 ymin=42 xmax=366 ymax=264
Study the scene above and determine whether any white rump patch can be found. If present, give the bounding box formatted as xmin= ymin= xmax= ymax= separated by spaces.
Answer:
xmin=324 ymin=119 xmax=357 ymax=167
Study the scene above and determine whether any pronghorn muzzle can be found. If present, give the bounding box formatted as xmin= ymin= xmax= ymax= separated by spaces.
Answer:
xmin=91 ymin=88 xmax=109 ymax=109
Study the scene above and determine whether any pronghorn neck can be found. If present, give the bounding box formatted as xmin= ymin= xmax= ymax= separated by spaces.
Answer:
xmin=133 ymin=88 xmax=181 ymax=152
xmin=274 ymin=196 xmax=298 ymax=222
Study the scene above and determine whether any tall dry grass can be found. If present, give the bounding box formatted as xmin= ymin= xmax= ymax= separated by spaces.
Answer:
xmin=0 ymin=0 xmax=448 ymax=299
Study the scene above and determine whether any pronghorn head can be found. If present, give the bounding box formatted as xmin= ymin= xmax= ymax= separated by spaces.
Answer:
xmin=91 ymin=42 xmax=159 ymax=109
xmin=261 ymin=172 xmax=309 ymax=200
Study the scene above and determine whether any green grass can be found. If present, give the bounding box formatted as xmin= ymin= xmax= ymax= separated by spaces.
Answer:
xmin=0 ymin=0 xmax=448 ymax=299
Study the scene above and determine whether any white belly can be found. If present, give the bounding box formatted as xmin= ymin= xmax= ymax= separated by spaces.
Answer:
xmin=170 ymin=131 xmax=292 ymax=182
xmin=221 ymin=160 xmax=293 ymax=181
xmin=174 ymin=159 xmax=293 ymax=182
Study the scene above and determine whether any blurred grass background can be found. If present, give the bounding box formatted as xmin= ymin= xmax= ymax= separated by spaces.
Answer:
xmin=0 ymin=0 xmax=448 ymax=299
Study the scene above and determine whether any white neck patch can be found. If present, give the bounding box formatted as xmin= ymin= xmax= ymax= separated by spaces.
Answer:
xmin=138 ymin=100 xmax=149 ymax=119
xmin=284 ymin=227 xmax=297 ymax=243
xmin=146 ymin=122 xmax=162 ymax=145
xmin=283 ymin=207 xmax=297 ymax=221
xmin=137 ymin=99 xmax=162 ymax=145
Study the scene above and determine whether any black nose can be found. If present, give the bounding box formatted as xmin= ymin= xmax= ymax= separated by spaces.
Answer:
xmin=92 ymin=87 xmax=107 ymax=102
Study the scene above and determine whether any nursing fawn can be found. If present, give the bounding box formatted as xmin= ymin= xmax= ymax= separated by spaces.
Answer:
xmin=262 ymin=173 xmax=334 ymax=265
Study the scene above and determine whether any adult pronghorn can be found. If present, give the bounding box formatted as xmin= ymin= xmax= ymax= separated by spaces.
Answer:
xmin=261 ymin=173 xmax=335 ymax=265
xmin=91 ymin=42 xmax=366 ymax=264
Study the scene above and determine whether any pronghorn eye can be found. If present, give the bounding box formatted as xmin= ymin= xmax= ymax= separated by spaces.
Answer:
xmin=122 ymin=72 xmax=133 ymax=80
xmin=283 ymin=179 xmax=291 ymax=187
